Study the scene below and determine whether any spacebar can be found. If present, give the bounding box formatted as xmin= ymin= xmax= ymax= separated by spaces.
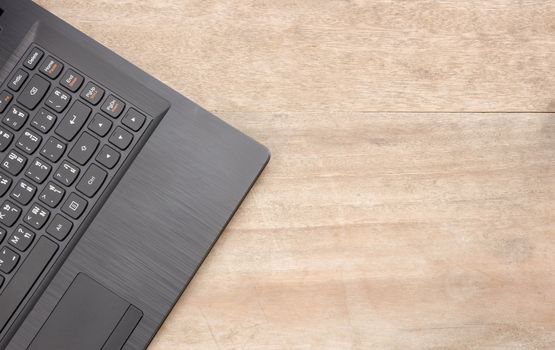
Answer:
xmin=0 ymin=236 xmax=58 ymax=332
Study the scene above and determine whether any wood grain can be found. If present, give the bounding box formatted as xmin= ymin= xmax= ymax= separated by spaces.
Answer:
xmin=33 ymin=1 xmax=555 ymax=349
xmin=33 ymin=0 xmax=555 ymax=113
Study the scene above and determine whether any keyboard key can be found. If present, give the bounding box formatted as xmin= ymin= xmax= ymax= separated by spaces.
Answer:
xmin=0 ymin=173 xmax=12 ymax=196
xmin=88 ymin=113 xmax=112 ymax=137
xmin=46 ymin=214 xmax=73 ymax=241
xmin=45 ymin=88 xmax=71 ymax=113
xmin=39 ymin=182 xmax=65 ymax=208
xmin=1 ymin=150 xmax=27 ymax=176
xmin=23 ymin=47 xmax=44 ymax=70
xmin=0 ymin=237 xmax=57 ymax=331
xmin=0 ymin=127 xmax=14 ymax=152
xmin=61 ymin=193 xmax=87 ymax=219
xmin=0 ymin=46 xmax=150 ymax=331
xmin=10 ymin=179 xmax=36 ymax=206
xmin=0 ymin=91 xmax=13 ymax=113
xmin=101 ymin=95 xmax=125 ymax=118
xmin=60 ymin=69 xmax=84 ymax=92
xmin=18 ymin=74 xmax=50 ymax=110
xmin=77 ymin=164 xmax=107 ymax=198
xmin=41 ymin=137 xmax=66 ymax=162
xmin=54 ymin=161 xmax=79 ymax=186
xmin=69 ymin=132 xmax=98 ymax=165
xmin=16 ymin=129 xmax=42 ymax=154
xmin=31 ymin=108 xmax=57 ymax=134
xmin=25 ymin=158 xmax=51 ymax=184
xmin=80 ymin=81 xmax=105 ymax=106
xmin=0 ymin=200 xmax=22 ymax=227
xmin=55 ymin=100 xmax=91 ymax=141
xmin=39 ymin=56 xmax=64 ymax=79
xmin=96 ymin=145 xmax=120 ymax=169
xmin=3 ymin=105 xmax=29 ymax=131
xmin=24 ymin=203 xmax=50 ymax=229
xmin=122 ymin=108 xmax=146 ymax=131
xmin=8 ymin=225 xmax=35 ymax=252
xmin=0 ymin=246 xmax=19 ymax=273
xmin=8 ymin=69 xmax=28 ymax=92
xmin=109 ymin=127 xmax=133 ymax=150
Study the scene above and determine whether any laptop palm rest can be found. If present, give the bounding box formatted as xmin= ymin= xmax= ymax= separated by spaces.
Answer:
xmin=27 ymin=273 xmax=142 ymax=350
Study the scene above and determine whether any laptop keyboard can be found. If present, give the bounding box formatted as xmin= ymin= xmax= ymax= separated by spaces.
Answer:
xmin=0 ymin=45 xmax=151 ymax=331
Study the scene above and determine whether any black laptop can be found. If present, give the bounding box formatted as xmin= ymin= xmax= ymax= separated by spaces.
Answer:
xmin=0 ymin=1 xmax=270 ymax=349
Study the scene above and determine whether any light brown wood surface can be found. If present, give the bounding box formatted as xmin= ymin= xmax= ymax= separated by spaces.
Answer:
xmin=34 ymin=1 xmax=555 ymax=349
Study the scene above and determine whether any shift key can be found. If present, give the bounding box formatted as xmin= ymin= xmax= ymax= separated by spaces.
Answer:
xmin=55 ymin=101 xmax=91 ymax=141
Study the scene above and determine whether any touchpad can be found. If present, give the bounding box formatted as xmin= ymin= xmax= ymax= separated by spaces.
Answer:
xmin=28 ymin=273 xmax=142 ymax=350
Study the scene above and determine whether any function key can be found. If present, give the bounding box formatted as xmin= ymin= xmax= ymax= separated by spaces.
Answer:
xmin=8 ymin=69 xmax=29 ymax=92
xmin=0 ymin=227 xmax=4 ymax=244
xmin=40 ymin=137 xmax=66 ymax=163
xmin=0 ymin=91 xmax=13 ymax=113
xmin=80 ymin=81 xmax=104 ymax=106
xmin=0 ymin=246 xmax=19 ymax=273
xmin=122 ymin=108 xmax=146 ymax=131
xmin=109 ymin=127 xmax=133 ymax=150
xmin=96 ymin=145 xmax=120 ymax=169
xmin=45 ymin=88 xmax=71 ymax=113
xmin=2 ymin=105 xmax=29 ymax=131
xmin=0 ymin=127 xmax=13 ymax=152
xmin=60 ymin=69 xmax=84 ymax=92
xmin=0 ymin=173 xmax=12 ymax=197
xmin=1 ymin=150 xmax=27 ymax=176
xmin=0 ymin=200 xmax=22 ymax=227
xmin=88 ymin=113 xmax=112 ymax=137
xmin=31 ymin=108 xmax=57 ymax=134
xmin=18 ymin=74 xmax=51 ymax=110
xmin=25 ymin=158 xmax=51 ymax=184
xmin=23 ymin=47 xmax=44 ymax=70
xmin=61 ymin=192 xmax=87 ymax=219
xmin=46 ymin=214 xmax=73 ymax=241
xmin=54 ymin=161 xmax=80 ymax=186
xmin=39 ymin=56 xmax=64 ymax=79
xmin=101 ymin=95 xmax=125 ymax=118
xmin=8 ymin=225 xmax=35 ymax=252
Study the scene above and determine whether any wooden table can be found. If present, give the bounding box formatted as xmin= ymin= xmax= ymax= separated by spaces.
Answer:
xmin=34 ymin=1 xmax=555 ymax=349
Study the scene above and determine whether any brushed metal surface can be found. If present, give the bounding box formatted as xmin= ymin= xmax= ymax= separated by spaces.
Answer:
xmin=0 ymin=1 xmax=269 ymax=349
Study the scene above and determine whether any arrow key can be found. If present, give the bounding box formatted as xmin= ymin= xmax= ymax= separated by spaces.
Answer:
xmin=109 ymin=127 xmax=133 ymax=150
xmin=88 ymin=113 xmax=112 ymax=137
xmin=96 ymin=145 xmax=120 ymax=169
xmin=122 ymin=108 xmax=146 ymax=131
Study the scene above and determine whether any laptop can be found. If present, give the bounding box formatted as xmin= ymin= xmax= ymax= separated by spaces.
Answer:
xmin=0 ymin=1 xmax=270 ymax=349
